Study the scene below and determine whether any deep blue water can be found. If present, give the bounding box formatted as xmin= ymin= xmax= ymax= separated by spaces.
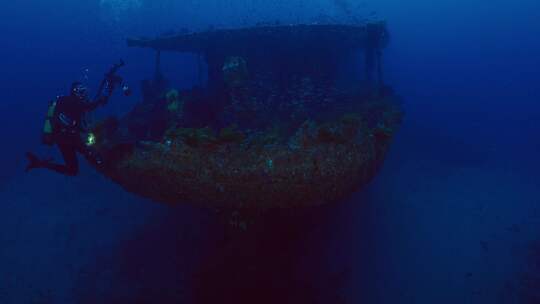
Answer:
xmin=1 ymin=0 xmax=539 ymax=303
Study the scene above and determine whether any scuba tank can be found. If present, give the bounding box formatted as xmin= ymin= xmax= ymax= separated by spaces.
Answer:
xmin=42 ymin=97 xmax=58 ymax=146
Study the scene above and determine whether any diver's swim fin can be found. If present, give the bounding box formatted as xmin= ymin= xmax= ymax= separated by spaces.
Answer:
xmin=25 ymin=152 xmax=44 ymax=172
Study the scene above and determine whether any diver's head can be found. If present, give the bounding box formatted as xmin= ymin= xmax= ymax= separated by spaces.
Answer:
xmin=71 ymin=82 xmax=88 ymax=100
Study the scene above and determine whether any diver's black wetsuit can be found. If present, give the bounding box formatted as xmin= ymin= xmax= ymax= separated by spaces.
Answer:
xmin=39 ymin=94 xmax=109 ymax=176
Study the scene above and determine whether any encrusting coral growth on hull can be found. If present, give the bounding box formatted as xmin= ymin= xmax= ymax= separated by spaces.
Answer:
xmin=94 ymin=96 xmax=402 ymax=213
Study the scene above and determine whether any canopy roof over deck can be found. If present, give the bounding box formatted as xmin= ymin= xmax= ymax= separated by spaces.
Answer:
xmin=127 ymin=23 xmax=388 ymax=54
xmin=127 ymin=23 xmax=388 ymax=87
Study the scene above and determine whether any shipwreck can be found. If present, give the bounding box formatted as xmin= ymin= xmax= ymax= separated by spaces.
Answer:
xmin=91 ymin=22 xmax=403 ymax=215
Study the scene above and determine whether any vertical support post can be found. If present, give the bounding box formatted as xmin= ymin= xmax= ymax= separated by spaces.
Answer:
xmin=149 ymin=49 xmax=169 ymax=100
xmin=365 ymin=23 xmax=378 ymax=91
xmin=376 ymin=48 xmax=384 ymax=90
xmin=154 ymin=50 xmax=162 ymax=82
xmin=206 ymin=50 xmax=226 ymax=90
xmin=198 ymin=53 xmax=203 ymax=86
xmin=366 ymin=22 xmax=386 ymax=96
xmin=365 ymin=46 xmax=375 ymax=85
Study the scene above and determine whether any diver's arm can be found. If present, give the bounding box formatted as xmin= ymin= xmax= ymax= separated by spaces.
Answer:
xmin=84 ymin=85 xmax=113 ymax=111
xmin=83 ymin=96 xmax=107 ymax=111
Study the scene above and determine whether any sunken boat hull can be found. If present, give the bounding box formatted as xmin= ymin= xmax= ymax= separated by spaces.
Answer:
xmin=107 ymin=106 xmax=400 ymax=212
xmin=94 ymin=23 xmax=402 ymax=212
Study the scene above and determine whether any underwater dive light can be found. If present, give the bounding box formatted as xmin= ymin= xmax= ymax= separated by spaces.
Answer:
xmin=86 ymin=133 xmax=96 ymax=146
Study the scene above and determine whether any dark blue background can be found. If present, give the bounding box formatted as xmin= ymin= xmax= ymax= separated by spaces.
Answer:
xmin=0 ymin=0 xmax=539 ymax=302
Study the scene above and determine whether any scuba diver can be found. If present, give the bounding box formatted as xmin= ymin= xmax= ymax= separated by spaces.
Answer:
xmin=25 ymin=61 xmax=129 ymax=176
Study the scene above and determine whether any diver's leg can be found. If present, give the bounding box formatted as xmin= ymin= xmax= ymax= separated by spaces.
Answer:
xmin=24 ymin=152 xmax=49 ymax=172
xmin=37 ymin=142 xmax=79 ymax=176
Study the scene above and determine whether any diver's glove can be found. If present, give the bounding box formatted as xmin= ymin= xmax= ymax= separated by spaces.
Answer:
xmin=96 ymin=87 xmax=113 ymax=105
